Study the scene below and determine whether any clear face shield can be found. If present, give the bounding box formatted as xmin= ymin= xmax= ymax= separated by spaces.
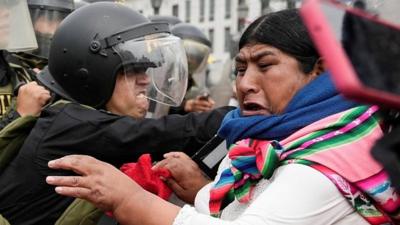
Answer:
xmin=183 ymin=39 xmax=211 ymax=75
xmin=113 ymin=33 xmax=188 ymax=107
xmin=0 ymin=0 xmax=37 ymax=52
xmin=28 ymin=0 xmax=73 ymax=58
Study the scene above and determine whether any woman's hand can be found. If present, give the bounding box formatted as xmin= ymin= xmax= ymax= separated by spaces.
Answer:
xmin=47 ymin=155 xmax=181 ymax=225
xmin=153 ymin=152 xmax=211 ymax=204
xmin=46 ymin=155 xmax=142 ymax=212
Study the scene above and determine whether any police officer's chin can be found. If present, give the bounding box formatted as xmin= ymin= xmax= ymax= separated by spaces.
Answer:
xmin=133 ymin=93 xmax=149 ymax=119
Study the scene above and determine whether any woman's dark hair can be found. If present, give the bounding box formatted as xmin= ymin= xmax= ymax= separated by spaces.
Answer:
xmin=239 ymin=9 xmax=319 ymax=73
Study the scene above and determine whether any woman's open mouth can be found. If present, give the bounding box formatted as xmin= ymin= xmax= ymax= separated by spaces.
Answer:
xmin=242 ymin=102 xmax=270 ymax=116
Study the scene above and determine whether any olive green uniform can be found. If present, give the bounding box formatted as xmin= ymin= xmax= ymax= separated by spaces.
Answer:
xmin=0 ymin=51 xmax=47 ymax=130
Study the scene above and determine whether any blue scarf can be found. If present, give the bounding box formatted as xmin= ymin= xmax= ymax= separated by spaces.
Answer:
xmin=217 ymin=72 xmax=360 ymax=146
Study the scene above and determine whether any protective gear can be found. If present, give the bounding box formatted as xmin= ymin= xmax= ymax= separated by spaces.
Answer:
xmin=0 ymin=0 xmax=37 ymax=52
xmin=183 ymin=39 xmax=212 ymax=76
xmin=147 ymin=23 xmax=213 ymax=118
xmin=27 ymin=0 xmax=74 ymax=59
xmin=171 ymin=23 xmax=211 ymax=75
xmin=37 ymin=2 xmax=188 ymax=108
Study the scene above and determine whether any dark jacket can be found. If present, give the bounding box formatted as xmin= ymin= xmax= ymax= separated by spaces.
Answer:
xmin=0 ymin=102 xmax=234 ymax=225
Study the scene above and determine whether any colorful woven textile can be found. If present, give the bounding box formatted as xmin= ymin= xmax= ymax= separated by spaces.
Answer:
xmin=209 ymin=106 xmax=400 ymax=224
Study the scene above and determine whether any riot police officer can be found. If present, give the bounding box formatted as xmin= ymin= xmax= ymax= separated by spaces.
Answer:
xmin=0 ymin=0 xmax=51 ymax=129
xmin=0 ymin=2 xmax=233 ymax=224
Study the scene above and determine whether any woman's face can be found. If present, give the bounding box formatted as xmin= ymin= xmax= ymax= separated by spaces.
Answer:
xmin=235 ymin=43 xmax=318 ymax=116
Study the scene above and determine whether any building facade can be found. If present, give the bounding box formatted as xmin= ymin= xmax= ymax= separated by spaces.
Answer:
xmin=125 ymin=0 xmax=299 ymax=62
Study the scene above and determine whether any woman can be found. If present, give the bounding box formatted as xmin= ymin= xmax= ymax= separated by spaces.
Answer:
xmin=46 ymin=9 xmax=400 ymax=225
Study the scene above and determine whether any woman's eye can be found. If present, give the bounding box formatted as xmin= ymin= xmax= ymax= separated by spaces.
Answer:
xmin=234 ymin=68 xmax=246 ymax=76
xmin=258 ymin=64 xmax=271 ymax=69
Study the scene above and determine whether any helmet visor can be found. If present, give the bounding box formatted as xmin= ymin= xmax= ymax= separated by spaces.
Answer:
xmin=28 ymin=5 xmax=71 ymax=58
xmin=183 ymin=39 xmax=211 ymax=75
xmin=0 ymin=0 xmax=37 ymax=52
xmin=114 ymin=33 xmax=188 ymax=107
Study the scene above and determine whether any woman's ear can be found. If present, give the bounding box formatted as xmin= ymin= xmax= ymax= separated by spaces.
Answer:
xmin=310 ymin=58 xmax=325 ymax=77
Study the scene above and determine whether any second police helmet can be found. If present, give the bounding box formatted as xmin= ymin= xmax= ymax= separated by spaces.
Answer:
xmin=171 ymin=23 xmax=212 ymax=75
xmin=27 ymin=0 xmax=74 ymax=59
xmin=37 ymin=2 xmax=188 ymax=108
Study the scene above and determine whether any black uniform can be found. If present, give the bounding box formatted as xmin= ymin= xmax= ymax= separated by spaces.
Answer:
xmin=0 ymin=102 xmax=233 ymax=225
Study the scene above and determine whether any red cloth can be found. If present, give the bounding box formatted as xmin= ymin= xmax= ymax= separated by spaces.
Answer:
xmin=120 ymin=154 xmax=172 ymax=200
xmin=106 ymin=154 xmax=173 ymax=218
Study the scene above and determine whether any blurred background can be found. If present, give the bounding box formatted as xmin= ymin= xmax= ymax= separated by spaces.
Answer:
xmin=75 ymin=0 xmax=400 ymax=110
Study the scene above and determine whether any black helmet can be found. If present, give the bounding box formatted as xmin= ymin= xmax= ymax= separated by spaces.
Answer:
xmin=171 ymin=23 xmax=211 ymax=75
xmin=38 ymin=2 xmax=188 ymax=108
xmin=27 ymin=0 xmax=74 ymax=59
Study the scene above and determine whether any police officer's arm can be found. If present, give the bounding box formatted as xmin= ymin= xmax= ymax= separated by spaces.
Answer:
xmin=35 ymin=104 xmax=234 ymax=172
xmin=105 ymin=105 xmax=234 ymax=162
xmin=84 ymin=105 xmax=231 ymax=161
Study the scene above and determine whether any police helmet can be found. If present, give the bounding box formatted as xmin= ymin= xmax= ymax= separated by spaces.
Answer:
xmin=37 ymin=2 xmax=188 ymax=108
xmin=171 ymin=23 xmax=211 ymax=75
xmin=27 ymin=0 xmax=74 ymax=59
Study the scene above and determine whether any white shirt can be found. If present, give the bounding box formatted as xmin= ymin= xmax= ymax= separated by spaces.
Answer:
xmin=172 ymin=157 xmax=368 ymax=225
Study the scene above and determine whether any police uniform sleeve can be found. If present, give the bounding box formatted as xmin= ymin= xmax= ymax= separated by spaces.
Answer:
xmin=101 ymin=105 xmax=235 ymax=162
xmin=29 ymin=103 xmax=234 ymax=171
